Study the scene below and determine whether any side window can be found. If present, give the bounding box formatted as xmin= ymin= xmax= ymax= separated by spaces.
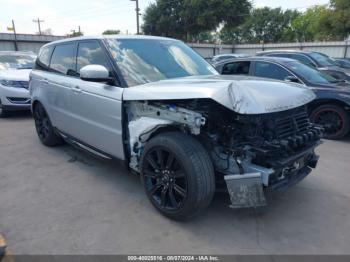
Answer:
xmin=35 ymin=46 xmax=53 ymax=70
xmin=77 ymin=41 xmax=111 ymax=73
xmin=50 ymin=43 xmax=77 ymax=76
xmin=254 ymin=62 xmax=292 ymax=80
xmin=222 ymin=61 xmax=250 ymax=75
xmin=289 ymin=54 xmax=316 ymax=67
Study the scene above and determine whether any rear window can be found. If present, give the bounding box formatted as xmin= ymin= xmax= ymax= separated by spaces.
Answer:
xmin=36 ymin=46 xmax=53 ymax=70
xmin=50 ymin=43 xmax=77 ymax=76
xmin=222 ymin=61 xmax=250 ymax=75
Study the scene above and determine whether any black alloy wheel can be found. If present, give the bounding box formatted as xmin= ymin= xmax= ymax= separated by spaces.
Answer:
xmin=143 ymin=146 xmax=187 ymax=211
xmin=140 ymin=132 xmax=215 ymax=220
xmin=33 ymin=103 xmax=63 ymax=146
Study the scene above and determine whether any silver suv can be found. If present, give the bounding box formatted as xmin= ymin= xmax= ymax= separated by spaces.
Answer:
xmin=30 ymin=36 xmax=322 ymax=220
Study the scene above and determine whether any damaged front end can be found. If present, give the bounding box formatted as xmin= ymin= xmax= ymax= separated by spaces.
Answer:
xmin=125 ymin=99 xmax=322 ymax=209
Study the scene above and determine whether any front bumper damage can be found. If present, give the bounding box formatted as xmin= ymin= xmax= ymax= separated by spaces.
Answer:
xmin=223 ymin=144 xmax=320 ymax=208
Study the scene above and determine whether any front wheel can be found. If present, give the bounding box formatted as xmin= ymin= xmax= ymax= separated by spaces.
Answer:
xmin=310 ymin=104 xmax=349 ymax=140
xmin=140 ymin=132 xmax=215 ymax=221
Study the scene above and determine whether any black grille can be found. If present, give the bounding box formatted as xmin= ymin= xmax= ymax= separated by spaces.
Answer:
xmin=18 ymin=81 xmax=29 ymax=89
xmin=275 ymin=109 xmax=311 ymax=139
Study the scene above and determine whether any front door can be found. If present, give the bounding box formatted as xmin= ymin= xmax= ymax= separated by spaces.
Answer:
xmin=67 ymin=40 xmax=124 ymax=159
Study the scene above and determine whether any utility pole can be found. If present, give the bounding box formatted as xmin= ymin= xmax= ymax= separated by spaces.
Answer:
xmin=130 ymin=0 xmax=140 ymax=34
xmin=11 ymin=20 xmax=18 ymax=51
xmin=32 ymin=18 xmax=44 ymax=35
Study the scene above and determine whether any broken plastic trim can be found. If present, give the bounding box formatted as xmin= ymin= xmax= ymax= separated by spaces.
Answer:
xmin=224 ymin=173 xmax=267 ymax=208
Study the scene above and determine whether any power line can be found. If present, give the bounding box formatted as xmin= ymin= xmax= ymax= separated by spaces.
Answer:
xmin=32 ymin=18 xmax=44 ymax=35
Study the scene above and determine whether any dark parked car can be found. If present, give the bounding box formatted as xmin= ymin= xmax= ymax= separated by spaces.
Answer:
xmin=215 ymin=56 xmax=350 ymax=139
xmin=211 ymin=53 xmax=248 ymax=64
xmin=335 ymin=58 xmax=350 ymax=69
xmin=257 ymin=50 xmax=350 ymax=81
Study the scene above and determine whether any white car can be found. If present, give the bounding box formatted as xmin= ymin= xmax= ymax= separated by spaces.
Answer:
xmin=0 ymin=51 xmax=36 ymax=117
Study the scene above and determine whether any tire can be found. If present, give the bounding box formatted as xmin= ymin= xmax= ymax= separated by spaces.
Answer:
xmin=310 ymin=104 xmax=350 ymax=140
xmin=0 ymin=99 xmax=8 ymax=118
xmin=140 ymin=132 xmax=215 ymax=221
xmin=33 ymin=103 xmax=64 ymax=146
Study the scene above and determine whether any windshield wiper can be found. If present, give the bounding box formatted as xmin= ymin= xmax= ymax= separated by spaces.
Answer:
xmin=17 ymin=67 xmax=33 ymax=70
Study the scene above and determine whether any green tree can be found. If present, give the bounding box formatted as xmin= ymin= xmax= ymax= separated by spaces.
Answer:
xmin=142 ymin=0 xmax=251 ymax=41
xmin=220 ymin=7 xmax=300 ymax=44
xmin=291 ymin=5 xmax=331 ymax=42
xmin=327 ymin=0 xmax=350 ymax=39
xmin=102 ymin=29 xmax=121 ymax=35
xmin=69 ymin=31 xmax=83 ymax=37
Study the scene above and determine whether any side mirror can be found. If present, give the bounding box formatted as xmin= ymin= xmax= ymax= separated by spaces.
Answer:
xmin=285 ymin=76 xmax=300 ymax=83
xmin=80 ymin=65 xmax=113 ymax=83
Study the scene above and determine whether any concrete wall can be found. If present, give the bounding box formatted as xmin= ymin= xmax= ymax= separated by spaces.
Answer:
xmin=189 ymin=41 xmax=350 ymax=59
xmin=0 ymin=33 xmax=66 ymax=53
xmin=2 ymin=33 xmax=349 ymax=59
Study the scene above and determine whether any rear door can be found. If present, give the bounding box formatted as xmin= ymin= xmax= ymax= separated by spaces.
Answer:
xmin=67 ymin=40 xmax=124 ymax=159
xmin=45 ymin=42 xmax=78 ymax=133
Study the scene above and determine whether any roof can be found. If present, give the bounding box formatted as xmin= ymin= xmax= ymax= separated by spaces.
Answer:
xmin=42 ymin=35 xmax=177 ymax=47
xmin=257 ymin=49 xmax=314 ymax=55
xmin=213 ymin=54 xmax=242 ymax=58
xmin=215 ymin=56 xmax=297 ymax=65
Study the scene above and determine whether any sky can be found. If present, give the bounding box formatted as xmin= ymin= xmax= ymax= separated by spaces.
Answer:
xmin=0 ymin=0 xmax=330 ymax=36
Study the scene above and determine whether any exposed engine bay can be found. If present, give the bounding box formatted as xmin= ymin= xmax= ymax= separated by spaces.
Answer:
xmin=126 ymin=99 xmax=322 ymax=208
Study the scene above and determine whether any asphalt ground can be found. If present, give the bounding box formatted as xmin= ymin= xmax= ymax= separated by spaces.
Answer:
xmin=0 ymin=112 xmax=350 ymax=255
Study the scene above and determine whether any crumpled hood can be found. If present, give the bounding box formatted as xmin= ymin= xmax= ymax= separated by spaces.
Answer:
xmin=123 ymin=75 xmax=316 ymax=114
xmin=0 ymin=69 xmax=31 ymax=81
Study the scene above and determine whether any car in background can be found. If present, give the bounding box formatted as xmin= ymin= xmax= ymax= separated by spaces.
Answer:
xmin=335 ymin=58 xmax=350 ymax=69
xmin=29 ymin=36 xmax=321 ymax=220
xmin=215 ymin=56 xmax=350 ymax=140
xmin=257 ymin=50 xmax=350 ymax=81
xmin=0 ymin=51 xmax=36 ymax=117
xmin=211 ymin=53 xmax=248 ymax=64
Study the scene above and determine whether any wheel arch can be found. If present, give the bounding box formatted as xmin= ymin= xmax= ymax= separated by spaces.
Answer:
xmin=308 ymin=99 xmax=350 ymax=114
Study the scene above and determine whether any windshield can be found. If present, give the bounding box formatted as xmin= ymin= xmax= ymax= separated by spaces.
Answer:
xmin=0 ymin=54 xmax=36 ymax=70
xmin=105 ymin=38 xmax=217 ymax=86
xmin=309 ymin=53 xmax=337 ymax=67
xmin=286 ymin=61 xmax=338 ymax=85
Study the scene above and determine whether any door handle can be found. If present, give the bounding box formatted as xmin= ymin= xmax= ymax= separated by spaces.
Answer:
xmin=42 ymin=79 xmax=49 ymax=84
xmin=72 ymin=85 xmax=82 ymax=93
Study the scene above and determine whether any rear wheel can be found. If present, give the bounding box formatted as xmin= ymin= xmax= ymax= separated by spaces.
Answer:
xmin=0 ymin=100 xmax=8 ymax=118
xmin=33 ymin=103 xmax=63 ymax=146
xmin=140 ymin=132 xmax=215 ymax=220
xmin=310 ymin=104 xmax=349 ymax=140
